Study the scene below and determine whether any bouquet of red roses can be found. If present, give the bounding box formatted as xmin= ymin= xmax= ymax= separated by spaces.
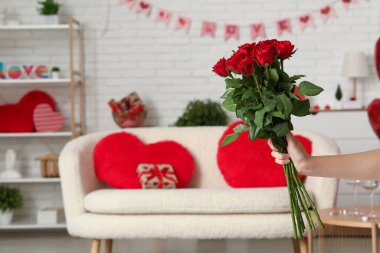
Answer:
xmin=213 ymin=39 xmax=324 ymax=239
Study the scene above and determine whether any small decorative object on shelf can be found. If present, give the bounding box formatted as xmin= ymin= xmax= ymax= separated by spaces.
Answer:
xmin=50 ymin=66 xmax=60 ymax=79
xmin=342 ymin=51 xmax=369 ymax=101
xmin=335 ymin=84 xmax=343 ymax=109
xmin=174 ymin=99 xmax=228 ymax=126
xmin=0 ymin=149 xmax=21 ymax=179
xmin=36 ymin=154 xmax=59 ymax=178
xmin=324 ymin=104 xmax=331 ymax=110
xmin=37 ymin=208 xmax=62 ymax=224
xmin=109 ymin=92 xmax=147 ymax=128
xmin=368 ymin=99 xmax=380 ymax=139
xmin=0 ymin=61 xmax=50 ymax=80
xmin=213 ymin=39 xmax=324 ymax=239
xmin=0 ymin=185 xmax=23 ymax=225
xmin=137 ymin=164 xmax=178 ymax=189
xmin=38 ymin=0 xmax=61 ymax=25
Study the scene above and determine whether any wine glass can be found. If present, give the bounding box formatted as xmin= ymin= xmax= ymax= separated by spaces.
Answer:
xmin=346 ymin=180 xmax=363 ymax=215
xmin=361 ymin=180 xmax=380 ymax=218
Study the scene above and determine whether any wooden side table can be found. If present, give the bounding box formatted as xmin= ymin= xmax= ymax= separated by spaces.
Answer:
xmin=309 ymin=206 xmax=380 ymax=253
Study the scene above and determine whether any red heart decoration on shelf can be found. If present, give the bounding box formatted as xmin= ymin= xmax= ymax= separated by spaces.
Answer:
xmin=33 ymin=103 xmax=64 ymax=132
xmin=321 ymin=6 xmax=331 ymax=15
xmin=299 ymin=15 xmax=310 ymax=23
xmin=139 ymin=1 xmax=150 ymax=9
xmin=94 ymin=132 xmax=195 ymax=189
xmin=368 ymin=99 xmax=380 ymax=139
xmin=217 ymin=121 xmax=312 ymax=188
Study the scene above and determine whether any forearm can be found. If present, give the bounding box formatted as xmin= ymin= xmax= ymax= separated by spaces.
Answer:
xmin=303 ymin=149 xmax=380 ymax=180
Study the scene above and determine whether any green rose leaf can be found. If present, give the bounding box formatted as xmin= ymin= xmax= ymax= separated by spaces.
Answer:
xmin=297 ymin=81 xmax=324 ymax=96
xmin=221 ymin=88 xmax=235 ymax=99
xmin=233 ymin=124 xmax=248 ymax=134
xmin=242 ymin=89 xmax=255 ymax=100
xmin=225 ymin=78 xmax=243 ymax=89
xmin=279 ymin=94 xmax=293 ymax=116
xmin=222 ymin=98 xmax=236 ymax=112
xmin=269 ymin=68 xmax=279 ymax=82
xmin=289 ymin=75 xmax=306 ymax=83
xmin=292 ymin=99 xmax=311 ymax=117
xmin=272 ymin=122 xmax=289 ymax=137
xmin=254 ymin=109 xmax=265 ymax=129
xmin=263 ymin=98 xmax=278 ymax=112
xmin=271 ymin=111 xmax=286 ymax=119
xmin=221 ymin=133 xmax=239 ymax=146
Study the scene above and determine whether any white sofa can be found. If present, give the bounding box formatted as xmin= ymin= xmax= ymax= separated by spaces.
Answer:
xmin=59 ymin=127 xmax=340 ymax=253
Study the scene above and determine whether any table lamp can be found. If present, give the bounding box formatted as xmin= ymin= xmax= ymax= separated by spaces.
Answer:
xmin=342 ymin=51 xmax=370 ymax=101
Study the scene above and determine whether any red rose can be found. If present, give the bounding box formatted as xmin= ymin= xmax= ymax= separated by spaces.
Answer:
xmin=212 ymin=58 xmax=228 ymax=77
xmin=253 ymin=40 xmax=275 ymax=67
xmin=238 ymin=43 xmax=255 ymax=55
xmin=226 ymin=51 xmax=254 ymax=76
xmin=275 ymin=40 xmax=295 ymax=60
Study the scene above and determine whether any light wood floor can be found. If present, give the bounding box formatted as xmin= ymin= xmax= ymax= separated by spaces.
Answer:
xmin=0 ymin=231 xmax=294 ymax=253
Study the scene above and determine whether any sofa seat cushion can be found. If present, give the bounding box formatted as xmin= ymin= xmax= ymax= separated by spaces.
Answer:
xmin=84 ymin=188 xmax=309 ymax=214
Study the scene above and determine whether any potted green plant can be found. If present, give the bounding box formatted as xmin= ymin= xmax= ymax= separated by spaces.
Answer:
xmin=51 ymin=66 xmax=60 ymax=79
xmin=0 ymin=186 xmax=23 ymax=225
xmin=335 ymin=84 xmax=343 ymax=109
xmin=37 ymin=0 xmax=61 ymax=25
xmin=174 ymin=99 xmax=228 ymax=126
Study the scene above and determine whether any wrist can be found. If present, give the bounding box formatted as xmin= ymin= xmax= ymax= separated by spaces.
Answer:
xmin=298 ymin=155 xmax=314 ymax=175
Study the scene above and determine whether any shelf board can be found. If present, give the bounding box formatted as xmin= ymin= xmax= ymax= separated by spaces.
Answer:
xmin=0 ymin=79 xmax=70 ymax=85
xmin=0 ymin=216 xmax=66 ymax=230
xmin=311 ymin=108 xmax=366 ymax=113
xmin=0 ymin=132 xmax=72 ymax=138
xmin=0 ymin=178 xmax=61 ymax=184
xmin=0 ymin=24 xmax=69 ymax=30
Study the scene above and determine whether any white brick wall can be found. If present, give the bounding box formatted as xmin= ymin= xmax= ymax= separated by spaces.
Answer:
xmin=0 ymin=0 xmax=379 ymax=221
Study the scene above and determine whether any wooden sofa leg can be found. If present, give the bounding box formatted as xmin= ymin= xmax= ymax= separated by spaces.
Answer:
xmin=91 ymin=239 xmax=101 ymax=253
xmin=105 ymin=239 xmax=113 ymax=253
xmin=292 ymin=238 xmax=308 ymax=253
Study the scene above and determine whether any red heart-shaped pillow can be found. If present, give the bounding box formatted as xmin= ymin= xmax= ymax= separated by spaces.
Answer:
xmin=217 ymin=121 xmax=312 ymax=188
xmin=94 ymin=132 xmax=195 ymax=189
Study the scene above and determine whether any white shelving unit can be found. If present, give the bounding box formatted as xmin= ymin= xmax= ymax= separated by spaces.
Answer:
xmin=0 ymin=79 xmax=70 ymax=85
xmin=0 ymin=178 xmax=61 ymax=184
xmin=0 ymin=24 xmax=70 ymax=30
xmin=0 ymin=216 xmax=66 ymax=230
xmin=0 ymin=17 xmax=84 ymax=231
xmin=0 ymin=132 xmax=72 ymax=138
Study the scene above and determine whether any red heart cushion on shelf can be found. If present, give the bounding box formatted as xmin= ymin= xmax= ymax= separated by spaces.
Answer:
xmin=33 ymin=104 xmax=64 ymax=132
xmin=0 ymin=90 xmax=56 ymax=133
xmin=217 ymin=121 xmax=312 ymax=188
xmin=94 ymin=132 xmax=195 ymax=189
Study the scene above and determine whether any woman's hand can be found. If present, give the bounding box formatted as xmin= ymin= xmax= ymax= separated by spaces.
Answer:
xmin=268 ymin=132 xmax=312 ymax=174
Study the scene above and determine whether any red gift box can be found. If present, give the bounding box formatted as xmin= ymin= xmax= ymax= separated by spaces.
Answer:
xmin=137 ymin=164 xmax=178 ymax=189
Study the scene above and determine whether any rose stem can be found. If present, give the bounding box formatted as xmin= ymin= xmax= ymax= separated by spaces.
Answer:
xmin=284 ymin=164 xmax=298 ymax=239
xmin=292 ymin=162 xmax=324 ymax=228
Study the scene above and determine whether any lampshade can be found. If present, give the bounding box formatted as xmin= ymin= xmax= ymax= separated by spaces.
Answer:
xmin=341 ymin=51 xmax=370 ymax=78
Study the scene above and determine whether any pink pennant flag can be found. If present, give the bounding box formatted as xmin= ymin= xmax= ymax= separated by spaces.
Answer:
xmin=298 ymin=14 xmax=315 ymax=31
xmin=249 ymin=23 xmax=266 ymax=40
xmin=174 ymin=16 xmax=191 ymax=33
xmin=342 ymin=0 xmax=359 ymax=10
xmin=201 ymin=21 xmax=217 ymax=38
xmin=225 ymin=24 xmax=239 ymax=41
xmin=119 ymin=0 xmax=135 ymax=9
xmin=155 ymin=9 xmax=171 ymax=26
xmin=277 ymin=19 xmax=292 ymax=36
xmin=320 ymin=5 xmax=337 ymax=23
xmin=135 ymin=0 xmax=152 ymax=16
